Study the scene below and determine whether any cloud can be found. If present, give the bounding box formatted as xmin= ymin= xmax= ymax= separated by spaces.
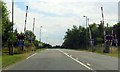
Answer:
xmin=4 ymin=0 xmax=118 ymax=45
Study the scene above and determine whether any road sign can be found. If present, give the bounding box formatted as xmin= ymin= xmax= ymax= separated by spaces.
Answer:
xmin=18 ymin=40 xmax=24 ymax=46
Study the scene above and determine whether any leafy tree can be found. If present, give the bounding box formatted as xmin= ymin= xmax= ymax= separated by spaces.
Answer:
xmin=63 ymin=25 xmax=88 ymax=49
xmin=62 ymin=22 xmax=118 ymax=50
xmin=34 ymin=40 xmax=40 ymax=48
xmin=1 ymin=1 xmax=13 ymax=47
xmin=24 ymin=30 xmax=36 ymax=46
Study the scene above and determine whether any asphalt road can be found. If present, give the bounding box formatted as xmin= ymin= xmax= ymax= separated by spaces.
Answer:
xmin=3 ymin=49 xmax=118 ymax=71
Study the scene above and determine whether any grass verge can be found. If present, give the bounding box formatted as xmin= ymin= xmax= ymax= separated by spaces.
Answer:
xmin=2 ymin=54 xmax=26 ymax=68
xmin=93 ymin=47 xmax=119 ymax=58
xmin=2 ymin=48 xmax=44 ymax=68
xmin=69 ymin=47 xmax=119 ymax=58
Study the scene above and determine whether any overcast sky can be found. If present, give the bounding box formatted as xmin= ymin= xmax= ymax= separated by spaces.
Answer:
xmin=4 ymin=0 xmax=119 ymax=46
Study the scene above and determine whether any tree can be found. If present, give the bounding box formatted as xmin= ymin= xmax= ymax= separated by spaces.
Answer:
xmin=63 ymin=25 xmax=88 ymax=49
xmin=23 ymin=30 xmax=36 ymax=48
xmin=25 ymin=30 xmax=36 ymax=43
xmin=62 ymin=22 xmax=117 ymax=50
xmin=1 ymin=1 xmax=13 ymax=47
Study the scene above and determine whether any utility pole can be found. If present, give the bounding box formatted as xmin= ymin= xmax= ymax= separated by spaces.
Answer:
xmin=24 ymin=6 xmax=28 ymax=33
xmin=9 ymin=0 xmax=14 ymax=55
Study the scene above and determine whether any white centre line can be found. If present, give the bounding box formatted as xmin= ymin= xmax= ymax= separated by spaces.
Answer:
xmin=26 ymin=53 xmax=37 ymax=59
xmin=58 ymin=49 xmax=96 ymax=72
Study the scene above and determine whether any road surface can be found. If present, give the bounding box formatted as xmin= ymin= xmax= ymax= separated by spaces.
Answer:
xmin=2 ymin=49 xmax=118 ymax=72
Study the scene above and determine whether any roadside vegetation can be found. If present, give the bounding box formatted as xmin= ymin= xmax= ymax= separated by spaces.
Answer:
xmin=62 ymin=23 xmax=119 ymax=57
xmin=2 ymin=48 xmax=45 ymax=68
xmin=62 ymin=23 xmax=120 ymax=49
xmin=62 ymin=14 xmax=120 ymax=57
xmin=88 ymin=46 xmax=119 ymax=58
xmin=1 ymin=0 xmax=51 ymax=68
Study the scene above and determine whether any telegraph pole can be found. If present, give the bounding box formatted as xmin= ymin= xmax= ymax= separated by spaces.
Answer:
xmin=9 ymin=0 xmax=14 ymax=55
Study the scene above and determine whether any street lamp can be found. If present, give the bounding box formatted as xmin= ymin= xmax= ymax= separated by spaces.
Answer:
xmin=83 ymin=16 xmax=87 ymax=28
xmin=83 ymin=16 xmax=94 ymax=51
xmin=83 ymin=16 xmax=88 ymax=49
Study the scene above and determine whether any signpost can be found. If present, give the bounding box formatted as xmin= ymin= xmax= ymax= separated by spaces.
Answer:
xmin=16 ymin=34 xmax=25 ymax=52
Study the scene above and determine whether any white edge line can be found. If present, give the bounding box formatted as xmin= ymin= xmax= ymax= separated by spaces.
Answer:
xmin=58 ymin=49 xmax=96 ymax=72
xmin=4 ymin=53 xmax=37 ymax=70
xmin=26 ymin=53 xmax=37 ymax=59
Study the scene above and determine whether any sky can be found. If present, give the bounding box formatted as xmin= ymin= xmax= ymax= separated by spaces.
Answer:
xmin=4 ymin=0 xmax=119 ymax=46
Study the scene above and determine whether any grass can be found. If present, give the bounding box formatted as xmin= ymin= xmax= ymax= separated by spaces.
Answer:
xmin=104 ymin=53 xmax=119 ymax=57
xmin=93 ymin=49 xmax=119 ymax=57
xmin=2 ymin=48 xmax=45 ymax=68
xmin=69 ymin=46 xmax=119 ymax=58
xmin=2 ymin=54 xmax=25 ymax=68
xmin=0 ymin=56 xmax=2 ymax=69
xmin=88 ymin=46 xmax=119 ymax=58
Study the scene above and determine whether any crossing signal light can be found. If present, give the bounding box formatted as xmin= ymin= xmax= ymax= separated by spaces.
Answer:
xmin=105 ymin=35 xmax=113 ymax=40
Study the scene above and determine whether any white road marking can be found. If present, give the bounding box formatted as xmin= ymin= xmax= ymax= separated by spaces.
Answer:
xmin=58 ymin=49 xmax=96 ymax=72
xmin=70 ymin=55 xmax=72 ymax=57
xmin=87 ymin=63 xmax=91 ymax=66
xmin=76 ymin=58 xmax=79 ymax=60
xmin=26 ymin=53 xmax=37 ymax=59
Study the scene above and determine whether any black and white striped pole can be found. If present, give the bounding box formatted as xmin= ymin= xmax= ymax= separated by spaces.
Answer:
xmin=101 ymin=7 xmax=110 ymax=53
xmin=24 ymin=6 xmax=28 ymax=33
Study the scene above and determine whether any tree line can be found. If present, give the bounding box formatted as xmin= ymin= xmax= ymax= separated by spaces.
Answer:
xmin=1 ymin=1 xmax=52 ymax=55
xmin=62 ymin=22 xmax=120 ymax=50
